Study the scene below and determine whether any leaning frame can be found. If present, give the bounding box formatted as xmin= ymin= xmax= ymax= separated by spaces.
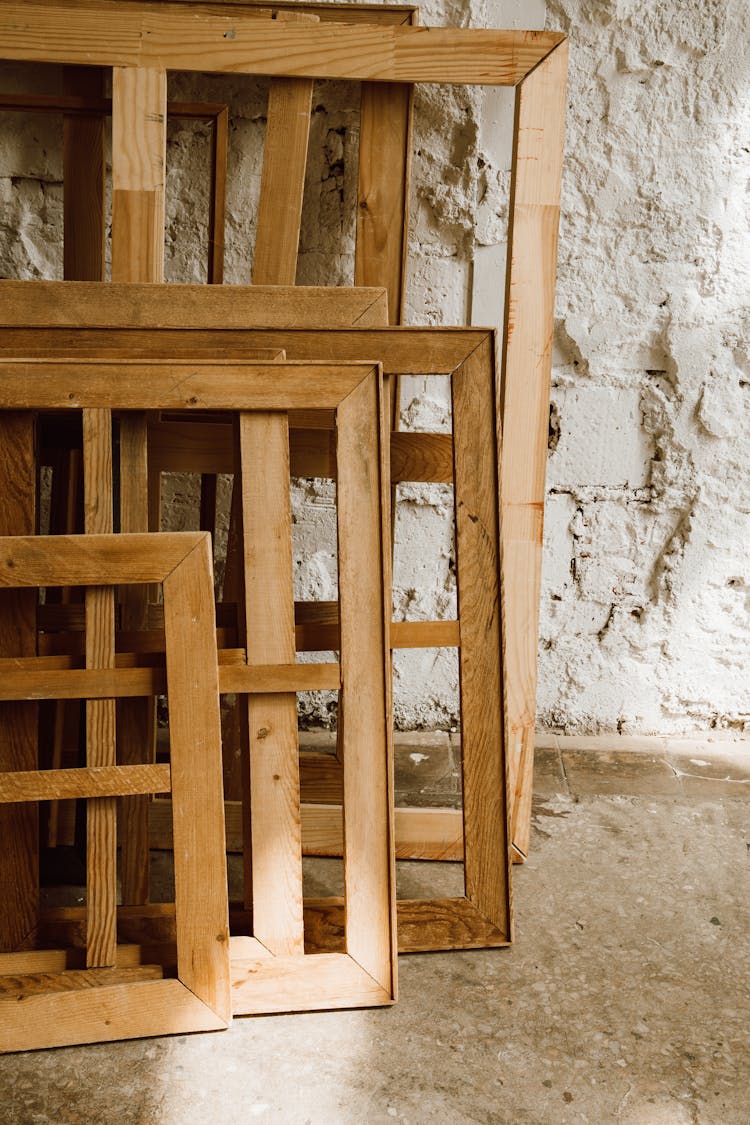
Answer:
xmin=0 ymin=531 xmax=231 ymax=1052
xmin=0 ymin=0 xmax=567 ymax=856
xmin=0 ymin=309 xmax=513 ymax=953
xmin=0 ymin=357 xmax=399 ymax=1011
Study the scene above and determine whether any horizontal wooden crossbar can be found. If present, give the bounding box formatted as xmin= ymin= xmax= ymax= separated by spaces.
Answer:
xmin=0 ymin=360 xmax=379 ymax=412
xmin=0 ymin=532 xmax=206 ymax=587
xmin=0 ymin=764 xmax=171 ymax=804
xmin=0 ymin=7 xmax=565 ymax=86
xmin=0 ymin=92 xmax=228 ymax=120
xmin=0 ymin=655 xmax=340 ymax=697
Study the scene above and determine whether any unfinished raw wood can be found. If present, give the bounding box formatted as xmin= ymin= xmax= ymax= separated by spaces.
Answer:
xmin=0 ymin=357 xmax=398 ymax=1007
xmin=0 ymin=531 xmax=230 ymax=1052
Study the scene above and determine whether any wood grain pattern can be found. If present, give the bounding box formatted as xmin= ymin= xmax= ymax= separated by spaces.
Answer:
xmin=111 ymin=65 xmax=166 ymax=283
xmin=0 ymin=359 xmax=380 ymax=412
xmin=0 ymin=978 xmax=225 ymax=1053
xmin=0 ymin=280 xmax=389 ymax=329
xmin=356 ymin=81 xmax=412 ymax=328
xmin=335 ymin=369 xmax=396 ymax=994
xmin=0 ymin=764 xmax=170 ymax=804
xmin=163 ymin=533 xmax=230 ymax=1022
xmin=0 ymin=532 xmax=206 ymax=588
xmin=0 ymin=414 xmax=37 ymax=953
xmin=0 ymin=964 xmax=163 ymax=998
xmin=452 ymin=338 xmax=511 ymax=938
xmin=0 ymin=8 xmax=565 ymax=85
xmin=239 ymin=413 xmax=304 ymax=957
xmin=82 ymin=408 xmax=117 ymax=969
xmin=500 ymin=40 xmax=568 ymax=857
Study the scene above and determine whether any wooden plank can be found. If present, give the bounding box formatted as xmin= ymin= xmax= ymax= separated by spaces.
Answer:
xmin=62 ymin=67 xmax=106 ymax=282
xmin=0 ymin=764 xmax=171 ymax=804
xmin=0 ymin=280 xmax=389 ymax=329
xmin=0 ymin=964 xmax=163 ymax=999
xmin=335 ymin=370 xmax=396 ymax=994
xmin=0 ymin=9 xmax=565 ymax=85
xmin=356 ymin=81 xmax=412 ymax=328
xmin=230 ymin=950 xmax=391 ymax=1015
xmin=452 ymin=337 xmax=511 ymax=938
xmin=0 ymin=532 xmax=205 ymax=588
xmin=163 ymin=533 xmax=230 ymax=1021
xmin=0 ymin=359 xmax=379 ymax=412
xmin=219 ymin=662 xmax=339 ymax=694
xmin=150 ymin=422 xmax=453 ymax=483
xmin=252 ymin=20 xmax=314 ymax=284
xmin=82 ymin=408 xmax=117 ymax=969
xmin=0 ymin=942 xmax=161 ymax=974
xmin=151 ymin=797 xmax=464 ymax=861
xmin=0 ymin=978 xmax=225 ymax=1053
xmin=239 ymin=413 xmax=304 ymax=957
xmin=111 ymin=66 xmax=166 ymax=284
xmin=0 ymin=414 xmax=37 ymax=953
xmin=501 ymin=41 xmax=569 ymax=858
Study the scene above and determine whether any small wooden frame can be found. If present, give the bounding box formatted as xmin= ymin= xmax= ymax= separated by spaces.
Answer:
xmin=0 ymin=309 xmax=512 ymax=954
xmin=0 ymin=356 xmax=399 ymax=1012
xmin=0 ymin=531 xmax=231 ymax=1052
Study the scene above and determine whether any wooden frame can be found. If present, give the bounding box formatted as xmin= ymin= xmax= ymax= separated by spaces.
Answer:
xmin=0 ymin=531 xmax=231 ymax=1052
xmin=0 ymin=298 xmax=512 ymax=953
xmin=0 ymin=356 xmax=399 ymax=1012
xmin=0 ymin=1 xmax=567 ymax=857
xmin=0 ymin=92 xmax=229 ymax=284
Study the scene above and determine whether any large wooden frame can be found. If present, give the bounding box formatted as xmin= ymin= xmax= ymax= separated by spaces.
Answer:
xmin=0 ymin=293 xmax=512 ymax=952
xmin=0 ymin=357 xmax=399 ymax=1011
xmin=0 ymin=1 xmax=567 ymax=857
xmin=0 ymin=531 xmax=231 ymax=1052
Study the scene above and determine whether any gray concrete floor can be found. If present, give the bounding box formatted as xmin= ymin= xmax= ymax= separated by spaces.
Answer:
xmin=3 ymin=740 xmax=750 ymax=1124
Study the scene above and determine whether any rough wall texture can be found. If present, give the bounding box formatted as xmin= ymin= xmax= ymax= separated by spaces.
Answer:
xmin=1 ymin=0 xmax=747 ymax=735
xmin=542 ymin=0 xmax=750 ymax=734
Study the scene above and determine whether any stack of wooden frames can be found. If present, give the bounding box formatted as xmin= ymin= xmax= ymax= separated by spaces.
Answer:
xmin=0 ymin=0 xmax=567 ymax=1050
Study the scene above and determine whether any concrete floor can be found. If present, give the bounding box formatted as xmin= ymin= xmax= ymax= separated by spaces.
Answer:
xmin=3 ymin=738 xmax=750 ymax=1124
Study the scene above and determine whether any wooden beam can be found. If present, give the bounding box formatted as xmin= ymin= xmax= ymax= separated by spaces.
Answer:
xmin=0 ymin=764 xmax=171 ymax=804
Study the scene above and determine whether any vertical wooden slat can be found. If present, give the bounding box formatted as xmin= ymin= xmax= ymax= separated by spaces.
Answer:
xmin=63 ymin=66 xmax=106 ymax=282
xmin=207 ymin=105 xmax=228 ymax=284
xmin=82 ymin=408 xmax=117 ymax=967
xmin=452 ymin=337 xmax=511 ymax=937
xmin=251 ymin=77 xmax=312 ymax=285
xmin=500 ymin=42 xmax=568 ymax=857
xmin=165 ymin=534 xmax=230 ymax=1022
xmin=239 ymin=413 xmax=304 ymax=958
xmin=0 ymin=415 xmax=38 ymax=951
xmin=336 ymin=371 xmax=396 ymax=992
xmin=111 ymin=66 xmax=167 ymax=904
xmin=111 ymin=66 xmax=167 ymax=285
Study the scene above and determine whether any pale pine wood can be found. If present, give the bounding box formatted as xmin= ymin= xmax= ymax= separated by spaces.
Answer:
xmin=0 ymin=942 xmax=158 ymax=974
xmin=0 ymin=414 xmax=37 ymax=953
xmin=0 ymin=533 xmax=207 ymax=588
xmin=0 ymin=764 xmax=171 ymax=804
xmin=335 ymin=369 xmax=397 ymax=994
xmin=219 ymin=662 xmax=339 ymax=694
xmin=82 ymin=408 xmax=117 ymax=969
xmin=252 ymin=19 xmax=315 ymax=284
xmin=111 ymin=63 xmax=167 ymax=907
xmin=0 ymin=978 xmax=225 ymax=1053
xmin=356 ymin=80 xmax=412 ymax=331
xmin=239 ymin=413 xmax=304 ymax=957
xmin=230 ymin=951 xmax=391 ymax=1015
xmin=0 ymin=7 xmax=564 ymax=85
xmin=111 ymin=66 xmax=166 ymax=284
xmin=0 ymin=964 xmax=163 ymax=999
xmin=163 ymin=533 xmax=231 ymax=1022
xmin=0 ymin=280 xmax=389 ymax=329
xmin=0 ymin=359 xmax=381 ymax=412
xmin=452 ymin=337 xmax=512 ymax=940
xmin=500 ymin=41 xmax=569 ymax=857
